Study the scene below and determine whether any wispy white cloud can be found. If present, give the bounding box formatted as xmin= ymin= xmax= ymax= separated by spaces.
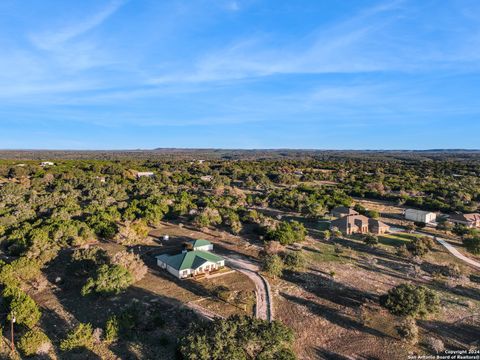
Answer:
xmin=148 ymin=1 xmax=406 ymax=84
xmin=30 ymin=0 xmax=126 ymax=50
xmin=1 ymin=0 xmax=479 ymax=132
xmin=149 ymin=0 xmax=480 ymax=85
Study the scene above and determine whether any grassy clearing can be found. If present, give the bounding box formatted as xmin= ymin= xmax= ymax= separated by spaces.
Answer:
xmin=304 ymin=241 xmax=347 ymax=264
xmin=378 ymin=232 xmax=421 ymax=247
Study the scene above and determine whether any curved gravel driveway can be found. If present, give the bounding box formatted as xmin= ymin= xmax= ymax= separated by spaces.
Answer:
xmin=224 ymin=255 xmax=273 ymax=321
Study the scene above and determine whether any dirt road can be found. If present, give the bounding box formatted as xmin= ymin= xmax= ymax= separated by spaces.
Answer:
xmin=224 ymin=255 xmax=273 ymax=321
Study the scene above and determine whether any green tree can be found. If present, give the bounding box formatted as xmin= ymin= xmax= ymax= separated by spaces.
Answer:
xmin=463 ymin=233 xmax=480 ymax=255
xmin=18 ymin=329 xmax=51 ymax=357
xmin=194 ymin=207 xmax=222 ymax=228
xmin=263 ymin=254 xmax=284 ymax=278
xmin=267 ymin=221 xmax=306 ymax=245
xmin=60 ymin=323 xmax=94 ymax=351
xmin=2 ymin=286 xmax=41 ymax=328
xmin=179 ymin=315 xmax=295 ymax=360
xmin=104 ymin=315 xmax=119 ymax=343
xmin=322 ymin=230 xmax=331 ymax=240
xmin=380 ymin=284 xmax=440 ymax=318
xmin=406 ymin=236 xmax=435 ymax=257
xmin=282 ymin=251 xmax=305 ymax=271
xmin=81 ymin=264 xmax=133 ymax=296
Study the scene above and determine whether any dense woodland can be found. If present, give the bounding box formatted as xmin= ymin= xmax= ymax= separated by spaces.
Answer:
xmin=0 ymin=152 xmax=479 ymax=358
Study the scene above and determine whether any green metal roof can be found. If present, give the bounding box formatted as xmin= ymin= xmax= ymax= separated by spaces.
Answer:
xmin=156 ymin=251 xmax=224 ymax=271
xmin=188 ymin=239 xmax=212 ymax=248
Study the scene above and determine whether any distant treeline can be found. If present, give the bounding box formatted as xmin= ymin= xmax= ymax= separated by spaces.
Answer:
xmin=0 ymin=149 xmax=479 ymax=161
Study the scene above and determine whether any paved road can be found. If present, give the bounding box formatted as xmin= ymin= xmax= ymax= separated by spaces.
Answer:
xmin=402 ymin=229 xmax=480 ymax=270
xmin=435 ymin=238 xmax=480 ymax=270
xmin=224 ymin=255 xmax=273 ymax=321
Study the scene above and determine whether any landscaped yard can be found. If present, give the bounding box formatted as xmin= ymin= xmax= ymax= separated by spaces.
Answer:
xmin=378 ymin=232 xmax=422 ymax=247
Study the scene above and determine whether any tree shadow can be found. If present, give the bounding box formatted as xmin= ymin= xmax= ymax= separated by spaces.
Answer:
xmin=418 ymin=318 xmax=480 ymax=349
xmin=316 ymin=347 xmax=382 ymax=360
xmin=281 ymin=292 xmax=389 ymax=339
xmin=282 ymin=269 xmax=378 ymax=309
xmin=333 ymin=237 xmax=408 ymax=264
xmin=60 ymin=348 xmax=102 ymax=360
xmin=315 ymin=347 xmax=353 ymax=360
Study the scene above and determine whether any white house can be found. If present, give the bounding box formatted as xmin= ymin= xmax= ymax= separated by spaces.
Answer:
xmin=136 ymin=171 xmax=155 ymax=179
xmin=405 ymin=209 xmax=437 ymax=223
xmin=156 ymin=250 xmax=225 ymax=279
xmin=40 ymin=161 xmax=54 ymax=167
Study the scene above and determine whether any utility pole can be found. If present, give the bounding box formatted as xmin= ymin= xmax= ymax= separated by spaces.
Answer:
xmin=10 ymin=311 xmax=16 ymax=353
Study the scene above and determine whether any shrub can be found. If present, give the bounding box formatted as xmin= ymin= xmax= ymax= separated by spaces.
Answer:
xmin=444 ymin=263 xmax=462 ymax=278
xmin=322 ymin=230 xmax=331 ymax=240
xmin=334 ymin=244 xmax=344 ymax=254
xmin=114 ymin=220 xmax=149 ymax=245
xmin=213 ymin=285 xmax=231 ymax=302
xmin=104 ymin=316 xmax=119 ymax=343
xmin=194 ymin=207 xmax=222 ymax=228
xmin=2 ymin=286 xmax=41 ymax=328
xmin=425 ymin=337 xmax=445 ymax=354
xmin=363 ymin=234 xmax=378 ymax=246
xmin=110 ymin=251 xmax=147 ymax=282
xmin=437 ymin=220 xmax=453 ymax=232
xmin=179 ymin=315 xmax=295 ymax=360
xmin=282 ymin=251 xmax=305 ymax=271
xmin=396 ymin=317 xmax=418 ymax=344
xmin=463 ymin=234 xmax=480 ymax=255
xmin=380 ymin=284 xmax=440 ymax=318
xmin=396 ymin=244 xmax=410 ymax=257
xmin=81 ymin=264 xmax=133 ymax=296
xmin=262 ymin=254 xmax=284 ymax=278
xmin=60 ymin=323 xmax=94 ymax=351
xmin=18 ymin=329 xmax=51 ymax=357
xmin=407 ymin=236 xmax=435 ymax=257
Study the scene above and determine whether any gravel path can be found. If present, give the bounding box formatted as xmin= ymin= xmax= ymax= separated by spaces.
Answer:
xmin=224 ymin=255 xmax=273 ymax=321
xmin=436 ymin=238 xmax=480 ymax=270
xmin=392 ymin=229 xmax=480 ymax=270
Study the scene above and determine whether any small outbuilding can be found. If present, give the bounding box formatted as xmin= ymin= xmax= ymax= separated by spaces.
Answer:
xmin=184 ymin=239 xmax=213 ymax=252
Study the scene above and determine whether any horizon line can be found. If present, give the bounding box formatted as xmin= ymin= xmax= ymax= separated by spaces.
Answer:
xmin=1 ymin=148 xmax=480 ymax=152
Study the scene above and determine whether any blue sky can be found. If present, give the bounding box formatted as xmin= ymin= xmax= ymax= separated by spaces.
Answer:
xmin=1 ymin=0 xmax=479 ymax=149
